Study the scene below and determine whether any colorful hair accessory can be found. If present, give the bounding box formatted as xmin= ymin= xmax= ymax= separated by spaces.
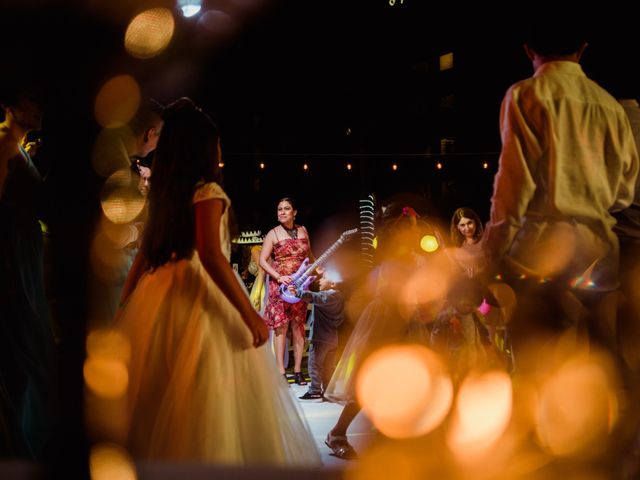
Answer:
xmin=402 ymin=206 xmax=418 ymax=218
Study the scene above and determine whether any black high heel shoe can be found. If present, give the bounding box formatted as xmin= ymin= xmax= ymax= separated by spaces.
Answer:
xmin=294 ymin=372 xmax=307 ymax=385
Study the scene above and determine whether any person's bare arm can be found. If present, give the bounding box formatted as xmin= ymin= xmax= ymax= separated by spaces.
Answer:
xmin=195 ymin=198 xmax=268 ymax=347
xmin=0 ymin=135 xmax=21 ymax=198
xmin=259 ymin=230 xmax=292 ymax=285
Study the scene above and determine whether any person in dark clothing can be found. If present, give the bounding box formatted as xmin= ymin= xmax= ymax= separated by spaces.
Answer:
xmin=0 ymin=86 xmax=56 ymax=459
xmin=295 ymin=274 xmax=345 ymax=400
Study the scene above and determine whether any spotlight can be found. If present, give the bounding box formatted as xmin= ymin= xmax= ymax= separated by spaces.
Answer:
xmin=178 ymin=0 xmax=202 ymax=17
xmin=420 ymin=235 xmax=439 ymax=253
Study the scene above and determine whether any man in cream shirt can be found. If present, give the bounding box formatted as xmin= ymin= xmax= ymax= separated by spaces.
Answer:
xmin=484 ymin=18 xmax=639 ymax=356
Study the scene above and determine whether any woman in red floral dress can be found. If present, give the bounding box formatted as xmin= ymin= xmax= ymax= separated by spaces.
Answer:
xmin=260 ymin=197 xmax=315 ymax=385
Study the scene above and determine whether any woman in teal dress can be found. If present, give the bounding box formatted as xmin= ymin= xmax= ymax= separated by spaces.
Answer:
xmin=0 ymin=89 xmax=56 ymax=459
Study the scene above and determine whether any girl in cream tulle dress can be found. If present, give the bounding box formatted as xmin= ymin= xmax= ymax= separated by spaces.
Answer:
xmin=114 ymin=98 xmax=320 ymax=466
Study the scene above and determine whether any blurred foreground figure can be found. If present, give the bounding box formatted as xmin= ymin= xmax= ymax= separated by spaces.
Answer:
xmin=484 ymin=15 xmax=640 ymax=477
xmin=323 ymin=203 xmax=430 ymax=459
xmin=613 ymin=97 xmax=640 ymax=377
xmin=0 ymin=86 xmax=56 ymax=459
xmin=485 ymin=16 xmax=639 ymax=358
xmin=89 ymin=97 xmax=164 ymax=327
xmin=110 ymin=98 xmax=320 ymax=465
xmin=613 ymin=95 xmax=640 ymax=479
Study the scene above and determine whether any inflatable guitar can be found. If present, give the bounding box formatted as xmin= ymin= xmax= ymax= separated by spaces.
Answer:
xmin=279 ymin=228 xmax=358 ymax=304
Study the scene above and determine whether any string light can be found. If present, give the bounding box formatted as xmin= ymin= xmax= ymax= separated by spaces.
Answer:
xmin=392 ymin=163 xmax=398 ymax=171
xmin=303 ymin=163 xmax=309 ymax=171
xmin=483 ymin=162 xmax=489 ymax=169
xmin=436 ymin=162 xmax=443 ymax=170
xmin=218 ymin=161 xmax=224 ymax=168
xmin=347 ymin=163 xmax=352 ymax=171
xmin=259 ymin=162 xmax=265 ymax=169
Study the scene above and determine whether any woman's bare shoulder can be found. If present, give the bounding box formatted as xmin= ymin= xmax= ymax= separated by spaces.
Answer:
xmin=264 ymin=227 xmax=279 ymax=242
xmin=299 ymin=225 xmax=310 ymax=238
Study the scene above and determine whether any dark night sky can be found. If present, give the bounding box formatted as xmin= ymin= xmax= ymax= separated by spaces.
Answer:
xmin=1 ymin=0 xmax=639 ymax=230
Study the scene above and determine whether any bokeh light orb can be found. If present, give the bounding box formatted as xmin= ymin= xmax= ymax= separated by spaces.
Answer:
xmin=534 ymin=355 xmax=618 ymax=457
xmin=356 ymin=344 xmax=453 ymax=439
xmin=90 ymin=443 xmax=137 ymax=480
xmin=125 ymin=8 xmax=175 ymax=59
xmin=84 ymin=357 xmax=129 ymax=399
xmin=100 ymin=169 xmax=146 ymax=224
xmin=86 ymin=329 xmax=131 ymax=364
xmin=84 ymin=329 xmax=131 ymax=399
xmin=446 ymin=370 xmax=513 ymax=460
xmin=94 ymin=76 xmax=140 ymax=128
xmin=420 ymin=234 xmax=439 ymax=252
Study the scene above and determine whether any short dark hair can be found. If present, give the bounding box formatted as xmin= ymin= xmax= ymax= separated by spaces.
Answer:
xmin=0 ymin=83 xmax=45 ymax=110
xmin=525 ymin=14 xmax=588 ymax=56
xmin=277 ymin=197 xmax=297 ymax=211
xmin=128 ymin=97 xmax=165 ymax=136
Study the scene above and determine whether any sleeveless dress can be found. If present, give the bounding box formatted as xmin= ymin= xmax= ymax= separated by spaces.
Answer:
xmin=113 ymin=182 xmax=321 ymax=465
xmin=263 ymin=234 xmax=310 ymax=335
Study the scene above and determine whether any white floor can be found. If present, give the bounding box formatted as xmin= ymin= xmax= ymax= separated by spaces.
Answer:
xmin=287 ymin=381 xmax=376 ymax=468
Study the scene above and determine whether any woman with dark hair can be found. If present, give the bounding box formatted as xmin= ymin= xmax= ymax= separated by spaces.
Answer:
xmin=448 ymin=206 xmax=487 ymax=279
xmin=259 ymin=197 xmax=315 ymax=385
xmin=114 ymin=98 xmax=320 ymax=465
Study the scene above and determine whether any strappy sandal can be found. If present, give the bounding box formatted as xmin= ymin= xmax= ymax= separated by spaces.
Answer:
xmin=325 ymin=433 xmax=358 ymax=460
